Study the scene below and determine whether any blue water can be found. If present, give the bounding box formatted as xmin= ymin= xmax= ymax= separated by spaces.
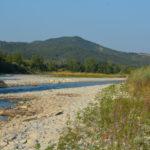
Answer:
xmin=0 ymin=116 xmax=8 ymax=121
xmin=0 ymin=99 xmax=16 ymax=109
xmin=0 ymin=99 xmax=16 ymax=121
xmin=0 ymin=80 xmax=123 ymax=94
xmin=0 ymin=79 xmax=124 ymax=121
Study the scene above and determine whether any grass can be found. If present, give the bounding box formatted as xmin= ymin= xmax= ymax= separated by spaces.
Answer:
xmin=127 ymin=66 xmax=150 ymax=97
xmin=43 ymin=67 xmax=150 ymax=150
xmin=49 ymin=71 xmax=126 ymax=78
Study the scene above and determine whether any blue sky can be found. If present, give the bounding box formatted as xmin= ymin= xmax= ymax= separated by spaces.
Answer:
xmin=0 ymin=0 xmax=150 ymax=53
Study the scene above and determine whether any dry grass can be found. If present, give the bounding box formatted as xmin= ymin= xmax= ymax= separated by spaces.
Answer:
xmin=50 ymin=71 xmax=126 ymax=78
xmin=56 ymin=85 xmax=150 ymax=150
xmin=44 ymin=67 xmax=150 ymax=150
xmin=127 ymin=66 xmax=150 ymax=97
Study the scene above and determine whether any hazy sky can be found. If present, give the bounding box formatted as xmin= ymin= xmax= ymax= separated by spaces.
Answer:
xmin=0 ymin=0 xmax=150 ymax=53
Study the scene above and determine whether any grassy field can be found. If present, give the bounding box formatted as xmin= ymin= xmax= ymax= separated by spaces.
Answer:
xmin=42 ymin=67 xmax=150 ymax=150
xmin=49 ymin=71 xmax=126 ymax=78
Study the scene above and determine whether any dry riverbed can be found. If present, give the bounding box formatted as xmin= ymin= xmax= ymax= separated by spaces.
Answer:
xmin=0 ymin=75 xmax=124 ymax=150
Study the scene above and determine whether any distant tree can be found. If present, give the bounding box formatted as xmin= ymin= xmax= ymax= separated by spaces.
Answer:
xmin=4 ymin=53 xmax=23 ymax=65
xmin=47 ymin=61 xmax=57 ymax=71
xmin=5 ymin=54 xmax=13 ymax=63
xmin=106 ymin=64 xmax=114 ymax=73
xmin=30 ymin=55 xmax=47 ymax=71
xmin=12 ymin=53 xmax=23 ymax=65
xmin=120 ymin=66 xmax=134 ymax=74
xmin=0 ymin=52 xmax=5 ymax=62
xmin=84 ymin=58 xmax=98 ymax=72
xmin=112 ymin=64 xmax=121 ymax=73
xmin=66 ymin=58 xmax=82 ymax=72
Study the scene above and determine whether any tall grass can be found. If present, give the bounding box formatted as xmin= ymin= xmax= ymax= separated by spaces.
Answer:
xmin=45 ymin=67 xmax=150 ymax=150
xmin=127 ymin=67 xmax=150 ymax=97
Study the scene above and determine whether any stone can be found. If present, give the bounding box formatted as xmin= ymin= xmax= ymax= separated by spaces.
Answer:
xmin=55 ymin=111 xmax=63 ymax=116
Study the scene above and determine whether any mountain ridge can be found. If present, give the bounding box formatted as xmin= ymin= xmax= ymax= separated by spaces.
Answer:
xmin=0 ymin=36 xmax=150 ymax=66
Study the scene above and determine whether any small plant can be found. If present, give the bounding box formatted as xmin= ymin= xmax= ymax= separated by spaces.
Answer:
xmin=35 ymin=142 xmax=41 ymax=150
xmin=45 ymin=143 xmax=56 ymax=150
xmin=45 ymin=146 xmax=53 ymax=150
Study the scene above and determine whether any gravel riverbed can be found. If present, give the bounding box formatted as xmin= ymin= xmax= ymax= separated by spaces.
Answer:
xmin=0 ymin=75 xmax=124 ymax=150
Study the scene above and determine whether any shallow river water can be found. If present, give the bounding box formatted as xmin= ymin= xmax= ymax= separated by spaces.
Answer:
xmin=0 ymin=99 xmax=16 ymax=121
xmin=0 ymin=80 xmax=122 ymax=94
xmin=0 ymin=79 xmax=124 ymax=121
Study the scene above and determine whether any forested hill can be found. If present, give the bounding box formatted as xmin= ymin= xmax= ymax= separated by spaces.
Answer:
xmin=0 ymin=36 xmax=150 ymax=66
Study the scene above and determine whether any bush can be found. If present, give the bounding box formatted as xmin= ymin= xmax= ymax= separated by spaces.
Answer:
xmin=56 ymin=86 xmax=149 ymax=149
xmin=127 ymin=66 xmax=150 ymax=96
xmin=56 ymin=75 xmax=150 ymax=149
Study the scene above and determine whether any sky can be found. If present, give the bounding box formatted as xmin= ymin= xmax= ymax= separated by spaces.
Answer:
xmin=0 ymin=0 xmax=150 ymax=53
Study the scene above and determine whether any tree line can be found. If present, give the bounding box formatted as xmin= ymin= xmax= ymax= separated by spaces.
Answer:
xmin=0 ymin=52 xmax=133 ymax=74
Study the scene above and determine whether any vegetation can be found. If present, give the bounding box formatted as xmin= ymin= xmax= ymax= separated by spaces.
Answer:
xmin=0 ymin=36 xmax=150 ymax=66
xmin=0 ymin=51 xmax=136 ymax=74
xmin=1 ymin=36 xmax=150 ymax=74
xmin=44 ymin=67 xmax=150 ymax=150
xmin=127 ymin=67 xmax=150 ymax=96
xmin=50 ymin=71 xmax=126 ymax=78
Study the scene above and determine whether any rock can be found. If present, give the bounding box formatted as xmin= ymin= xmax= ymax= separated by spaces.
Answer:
xmin=0 ymin=80 xmax=7 ymax=88
xmin=19 ymin=105 xmax=28 ymax=109
xmin=19 ymin=139 xmax=27 ymax=144
xmin=0 ymin=141 xmax=8 ymax=148
xmin=10 ymin=133 xmax=17 ymax=141
xmin=55 ymin=111 xmax=63 ymax=116
xmin=0 ymin=109 xmax=15 ymax=117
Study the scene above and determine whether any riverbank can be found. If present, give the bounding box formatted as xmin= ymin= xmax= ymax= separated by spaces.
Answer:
xmin=54 ymin=67 xmax=150 ymax=150
xmin=50 ymin=71 xmax=126 ymax=78
xmin=0 ymin=74 xmax=125 ymax=87
xmin=0 ymin=76 xmax=124 ymax=150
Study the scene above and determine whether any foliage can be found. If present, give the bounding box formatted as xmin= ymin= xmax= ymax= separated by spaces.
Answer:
xmin=84 ymin=58 xmax=97 ymax=72
xmin=47 ymin=61 xmax=57 ymax=71
xmin=30 ymin=55 xmax=48 ymax=71
xmin=0 ymin=51 xmax=135 ymax=74
xmin=35 ymin=142 xmax=41 ymax=150
xmin=47 ymin=67 xmax=150 ymax=150
xmin=0 ymin=36 xmax=150 ymax=66
xmin=5 ymin=53 xmax=23 ymax=65
xmin=66 ymin=58 xmax=82 ymax=72
xmin=127 ymin=66 xmax=150 ymax=96
xmin=50 ymin=71 xmax=126 ymax=78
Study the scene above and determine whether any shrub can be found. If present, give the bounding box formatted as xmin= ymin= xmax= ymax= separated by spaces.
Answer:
xmin=44 ymin=67 xmax=150 ymax=149
xmin=56 ymin=84 xmax=150 ymax=149
xmin=127 ymin=66 xmax=150 ymax=97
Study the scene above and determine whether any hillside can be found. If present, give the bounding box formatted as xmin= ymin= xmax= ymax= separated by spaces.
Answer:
xmin=0 ymin=36 xmax=150 ymax=66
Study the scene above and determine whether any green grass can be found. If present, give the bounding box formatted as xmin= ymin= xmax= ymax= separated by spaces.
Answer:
xmin=44 ymin=67 xmax=150 ymax=150
xmin=49 ymin=71 xmax=126 ymax=78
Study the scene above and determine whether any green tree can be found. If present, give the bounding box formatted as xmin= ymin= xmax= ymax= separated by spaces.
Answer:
xmin=0 ymin=52 xmax=5 ymax=62
xmin=66 ymin=58 xmax=82 ymax=72
xmin=84 ymin=58 xmax=97 ymax=72
xmin=5 ymin=53 xmax=23 ymax=65
xmin=12 ymin=53 xmax=23 ymax=65
xmin=30 ymin=55 xmax=47 ymax=71
xmin=48 ymin=61 xmax=57 ymax=71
